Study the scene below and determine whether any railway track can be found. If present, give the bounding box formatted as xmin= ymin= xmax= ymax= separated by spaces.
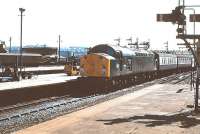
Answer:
xmin=0 ymin=71 xmax=193 ymax=134
xmin=0 ymin=95 xmax=94 ymax=122
xmin=0 ymin=95 xmax=70 ymax=114
xmin=158 ymin=72 xmax=191 ymax=84
xmin=171 ymin=73 xmax=192 ymax=84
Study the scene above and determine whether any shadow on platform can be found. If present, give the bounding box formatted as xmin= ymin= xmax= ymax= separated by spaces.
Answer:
xmin=97 ymin=111 xmax=200 ymax=128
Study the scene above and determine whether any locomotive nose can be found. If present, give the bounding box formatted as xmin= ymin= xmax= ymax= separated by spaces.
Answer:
xmin=80 ymin=53 xmax=110 ymax=77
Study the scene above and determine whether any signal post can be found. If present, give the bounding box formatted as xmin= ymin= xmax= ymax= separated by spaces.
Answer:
xmin=157 ymin=1 xmax=200 ymax=112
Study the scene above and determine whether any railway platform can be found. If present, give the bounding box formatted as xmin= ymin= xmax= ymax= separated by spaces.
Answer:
xmin=0 ymin=73 xmax=78 ymax=91
xmin=15 ymin=83 xmax=200 ymax=134
xmin=23 ymin=65 xmax=64 ymax=72
xmin=0 ymin=65 xmax=65 ymax=76
xmin=0 ymin=73 xmax=79 ymax=107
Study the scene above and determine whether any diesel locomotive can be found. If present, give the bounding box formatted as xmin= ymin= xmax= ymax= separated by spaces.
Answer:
xmin=80 ymin=44 xmax=192 ymax=80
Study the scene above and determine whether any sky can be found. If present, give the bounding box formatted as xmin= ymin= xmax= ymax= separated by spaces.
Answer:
xmin=0 ymin=0 xmax=199 ymax=50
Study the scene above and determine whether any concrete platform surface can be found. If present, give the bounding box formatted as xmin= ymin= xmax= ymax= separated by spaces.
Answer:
xmin=15 ymin=83 xmax=200 ymax=134
xmin=0 ymin=65 xmax=64 ymax=73
xmin=0 ymin=73 xmax=79 ymax=91
xmin=24 ymin=65 xmax=64 ymax=71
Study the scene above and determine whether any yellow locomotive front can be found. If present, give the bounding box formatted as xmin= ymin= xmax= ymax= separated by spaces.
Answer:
xmin=80 ymin=53 xmax=115 ymax=78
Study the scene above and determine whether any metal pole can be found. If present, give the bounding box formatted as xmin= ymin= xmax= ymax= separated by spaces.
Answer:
xmin=195 ymin=38 xmax=200 ymax=112
xmin=184 ymin=8 xmax=196 ymax=92
xmin=183 ymin=38 xmax=199 ymax=112
xmin=182 ymin=2 xmax=199 ymax=111
xmin=195 ymin=66 xmax=199 ymax=111
xmin=191 ymin=58 xmax=193 ymax=91
xmin=9 ymin=37 xmax=11 ymax=53
xmin=58 ymin=35 xmax=61 ymax=63
xmin=19 ymin=8 xmax=25 ymax=78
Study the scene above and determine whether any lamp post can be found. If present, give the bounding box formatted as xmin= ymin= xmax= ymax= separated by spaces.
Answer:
xmin=19 ymin=8 xmax=25 ymax=79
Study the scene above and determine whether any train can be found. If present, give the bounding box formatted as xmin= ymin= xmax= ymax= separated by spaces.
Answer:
xmin=80 ymin=44 xmax=193 ymax=82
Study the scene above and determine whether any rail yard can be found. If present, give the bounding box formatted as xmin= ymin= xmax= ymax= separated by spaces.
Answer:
xmin=14 ymin=74 xmax=198 ymax=134
xmin=0 ymin=42 xmax=197 ymax=134
xmin=1 ymin=0 xmax=200 ymax=134
xmin=0 ymin=35 xmax=197 ymax=134
xmin=0 ymin=72 xmax=197 ymax=134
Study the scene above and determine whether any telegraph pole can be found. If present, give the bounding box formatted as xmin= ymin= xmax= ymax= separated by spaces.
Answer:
xmin=19 ymin=8 xmax=25 ymax=79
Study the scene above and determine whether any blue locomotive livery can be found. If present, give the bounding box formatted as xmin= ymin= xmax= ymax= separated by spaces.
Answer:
xmin=80 ymin=44 xmax=193 ymax=79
